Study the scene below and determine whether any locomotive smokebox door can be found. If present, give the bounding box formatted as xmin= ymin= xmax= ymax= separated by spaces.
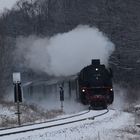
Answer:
xmin=59 ymin=87 xmax=64 ymax=101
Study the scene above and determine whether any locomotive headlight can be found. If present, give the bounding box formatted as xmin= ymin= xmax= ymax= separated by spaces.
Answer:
xmin=110 ymin=88 xmax=113 ymax=91
xmin=82 ymin=89 xmax=85 ymax=92
xmin=95 ymin=68 xmax=98 ymax=71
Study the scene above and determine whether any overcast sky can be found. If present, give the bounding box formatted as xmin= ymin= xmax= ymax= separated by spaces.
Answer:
xmin=0 ymin=0 xmax=18 ymax=13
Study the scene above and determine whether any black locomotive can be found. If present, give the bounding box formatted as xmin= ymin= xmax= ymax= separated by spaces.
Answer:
xmin=78 ymin=59 xmax=114 ymax=109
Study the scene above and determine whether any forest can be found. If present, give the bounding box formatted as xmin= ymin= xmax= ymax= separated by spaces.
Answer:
xmin=0 ymin=0 xmax=140 ymax=98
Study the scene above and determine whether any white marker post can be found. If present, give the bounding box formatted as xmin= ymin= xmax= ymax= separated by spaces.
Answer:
xmin=13 ymin=72 xmax=22 ymax=126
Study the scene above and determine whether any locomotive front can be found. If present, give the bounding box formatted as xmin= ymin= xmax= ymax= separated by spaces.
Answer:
xmin=78 ymin=59 xmax=114 ymax=109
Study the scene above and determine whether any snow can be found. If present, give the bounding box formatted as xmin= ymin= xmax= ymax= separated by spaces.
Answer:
xmin=0 ymin=110 xmax=106 ymax=135
xmin=0 ymin=104 xmax=16 ymax=123
xmin=134 ymin=105 xmax=140 ymax=110
xmin=0 ymin=105 xmax=14 ymax=116
xmin=0 ymin=109 xmax=139 ymax=140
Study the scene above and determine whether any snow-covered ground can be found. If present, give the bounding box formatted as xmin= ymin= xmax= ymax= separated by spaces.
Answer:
xmin=1 ymin=84 xmax=140 ymax=140
xmin=0 ymin=109 xmax=140 ymax=140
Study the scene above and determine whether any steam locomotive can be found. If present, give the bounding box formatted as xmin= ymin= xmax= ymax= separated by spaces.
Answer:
xmin=78 ymin=59 xmax=114 ymax=109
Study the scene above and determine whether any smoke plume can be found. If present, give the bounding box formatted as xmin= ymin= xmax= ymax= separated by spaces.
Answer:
xmin=15 ymin=25 xmax=115 ymax=76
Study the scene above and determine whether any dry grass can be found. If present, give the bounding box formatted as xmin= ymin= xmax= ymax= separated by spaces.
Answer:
xmin=0 ymin=99 xmax=63 ymax=128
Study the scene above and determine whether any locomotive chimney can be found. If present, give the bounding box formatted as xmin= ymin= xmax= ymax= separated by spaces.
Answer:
xmin=91 ymin=59 xmax=100 ymax=65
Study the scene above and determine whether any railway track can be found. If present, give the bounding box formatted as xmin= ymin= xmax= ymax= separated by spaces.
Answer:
xmin=0 ymin=109 xmax=109 ymax=137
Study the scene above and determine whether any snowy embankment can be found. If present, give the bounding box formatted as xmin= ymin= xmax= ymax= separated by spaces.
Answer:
xmin=0 ymin=101 xmax=63 ymax=128
xmin=0 ymin=109 xmax=140 ymax=140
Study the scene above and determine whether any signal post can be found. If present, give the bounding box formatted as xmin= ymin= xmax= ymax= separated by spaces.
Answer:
xmin=13 ymin=72 xmax=22 ymax=126
xmin=59 ymin=86 xmax=64 ymax=111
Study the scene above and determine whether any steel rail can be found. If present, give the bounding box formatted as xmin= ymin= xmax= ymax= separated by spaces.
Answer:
xmin=0 ymin=109 xmax=109 ymax=137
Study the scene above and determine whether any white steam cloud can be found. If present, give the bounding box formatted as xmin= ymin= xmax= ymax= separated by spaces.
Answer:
xmin=15 ymin=25 xmax=115 ymax=76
